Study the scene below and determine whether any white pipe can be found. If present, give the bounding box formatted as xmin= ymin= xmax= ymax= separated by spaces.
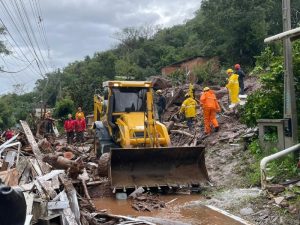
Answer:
xmin=264 ymin=27 xmax=300 ymax=43
xmin=0 ymin=142 xmax=21 ymax=166
xmin=0 ymin=134 xmax=19 ymax=150
xmin=260 ymin=143 xmax=300 ymax=189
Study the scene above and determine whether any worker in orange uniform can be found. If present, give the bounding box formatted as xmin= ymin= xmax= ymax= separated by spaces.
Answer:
xmin=75 ymin=107 xmax=85 ymax=120
xmin=200 ymin=87 xmax=221 ymax=134
xmin=180 ymin=93 xmax=197 ymax=131
xmin=226 ymin=68 xmax=240 ymax=107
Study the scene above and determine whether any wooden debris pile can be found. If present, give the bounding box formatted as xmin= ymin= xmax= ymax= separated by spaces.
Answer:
xmin=0 ymin=120 xmax=155 ymax=225
xmin=159 ymin=77 xmax=259 ymax=148
xmin=131 ymin=193 xmax=166 ymax=212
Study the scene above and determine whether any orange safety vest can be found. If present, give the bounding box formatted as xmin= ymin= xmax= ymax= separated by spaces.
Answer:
xmin=200 ymin=90 xmax=220 ymax=110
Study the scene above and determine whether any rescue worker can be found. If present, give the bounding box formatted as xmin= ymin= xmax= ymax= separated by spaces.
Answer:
xmin=226 ymin=68 xmax=240 ymax=107
xmin=4 ymin=129 xmax=14 ymax=140
xmin=200 ymin=87 xmax=221 ymax=135
xmin=75 ymin=114 xmax=86 ymax=143
xmin=44 ymin=111 xmax=55 ymax=134
xmin=75 ymin=107 xmax=85 ymax=120
xmin=64 ymin=114 xmax=75 ymax=144
xmin=180 ymin=93 xmax=197 ymax=131
xmin=234 ymin=64 xmax=246 ymax=95
xmin=156 ymin=90 xmax=166 ymax=122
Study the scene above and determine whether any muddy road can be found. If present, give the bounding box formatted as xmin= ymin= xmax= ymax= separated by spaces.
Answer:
xmin=93 ymin=194 xmax=246 ymax=225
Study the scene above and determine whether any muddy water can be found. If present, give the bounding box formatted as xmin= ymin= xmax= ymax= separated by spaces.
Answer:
xmin=93 ymin=194 xmax=244 ymax=225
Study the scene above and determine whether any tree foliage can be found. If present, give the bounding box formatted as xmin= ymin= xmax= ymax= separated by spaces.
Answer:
xmin=0 ymin=26 xmax=10 ymax=56
xmin=1 ymin=0 xmax=300 ymax=128
xmin=241 ymin=41 xmax=300 ymax=127
xmin=53 ymin=97 xmax=75 ymax=119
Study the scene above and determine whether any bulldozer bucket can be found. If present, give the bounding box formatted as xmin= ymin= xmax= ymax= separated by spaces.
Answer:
xmin=109 ymin=146 xmax=209 ymax=190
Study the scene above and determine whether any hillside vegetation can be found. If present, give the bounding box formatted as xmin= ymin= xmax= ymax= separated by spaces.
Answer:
xmin=0 ymin=0 xmax=300 ymax=128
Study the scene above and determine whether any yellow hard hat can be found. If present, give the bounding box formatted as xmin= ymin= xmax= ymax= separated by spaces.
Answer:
xmin=203 ymin=87 xmax=210 ymax=91
xmin=156 ymin=90 xmax=162 ymax=94
xmin=226 ymin=68 xmax=233 ymax=74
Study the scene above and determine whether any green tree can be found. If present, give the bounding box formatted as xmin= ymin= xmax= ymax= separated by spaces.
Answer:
xmin=53 ymin=97 xmax=75 ymax=119
xmin=191 ymin=0 xmax=271 ymax=65
xmin=242 ymin=41 xmax=300 ymax=128
xmin=0 ymin=100 xmax=14 ymax=129
xmin=0 ymin=26 xmax=9 ymax=56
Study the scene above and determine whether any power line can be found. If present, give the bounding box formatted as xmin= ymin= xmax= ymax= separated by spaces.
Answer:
xmin=17 ymin=0 xmax=51 ymax=72
xmin=1 ymin=35 xmax=43 ymax=79
xmin=0 ymin=59 xmax=34 ymax=73
xmin=10 ymin=0 xmax=49 ymax=73
xmin=29 ymin=0 xmax=48 ymax=56
xmin=0 ymin=1 xmax=45 ymax=77
xmin=33 ymin=0 xmax=55 ymax=69
xmin=0 ymin=19 xmax=42 ymax=77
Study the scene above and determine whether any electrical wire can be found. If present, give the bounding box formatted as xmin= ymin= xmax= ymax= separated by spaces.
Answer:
xmin=17 ymin=0 xmax=51 ymax=73
xmin=10 ymin=0 xmax=49 ymax=74
xmin=0 ymin=17 xmax=42 ymax=77
xmin=0 ymin=59 xmax=34 ymax=73
xmin=0 ymin=0 xmax=48 ymax=76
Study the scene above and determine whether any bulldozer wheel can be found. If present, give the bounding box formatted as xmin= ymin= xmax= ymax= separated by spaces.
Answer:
xmin=98 ymin=153 xmax=110 ymax=177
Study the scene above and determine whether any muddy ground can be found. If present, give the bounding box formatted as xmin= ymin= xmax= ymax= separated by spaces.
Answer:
xmin=162 ymin=77 xmax=300 ymax=224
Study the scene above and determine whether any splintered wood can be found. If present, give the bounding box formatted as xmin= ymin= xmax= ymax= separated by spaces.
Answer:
xmin=20 ymin=120 xmax=50 ymax=174
xmin=131 ymin=193 xmax=166 ymax=212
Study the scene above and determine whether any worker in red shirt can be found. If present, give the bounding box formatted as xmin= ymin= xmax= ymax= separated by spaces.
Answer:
xmin=5 ymin=129 xmax=14 ymax=140
xmin=64 ymin=114 xmax=75 ymax=144
xmin=75 ymin=114 xmax=86 ymax=143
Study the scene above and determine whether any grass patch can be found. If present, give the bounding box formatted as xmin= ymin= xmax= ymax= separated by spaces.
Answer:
xmin=241 ymin=139 xmax=299 ymax=187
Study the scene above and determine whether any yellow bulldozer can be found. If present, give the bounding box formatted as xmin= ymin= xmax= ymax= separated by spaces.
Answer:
xmin=93 ymin=80 xmax=209 ymax=191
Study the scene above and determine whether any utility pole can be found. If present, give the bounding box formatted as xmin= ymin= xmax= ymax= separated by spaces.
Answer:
xmin=282 ymin=0 xmax=298 ymax=147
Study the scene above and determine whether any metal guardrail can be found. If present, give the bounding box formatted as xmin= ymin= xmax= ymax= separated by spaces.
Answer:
xmin=260 ymin=143 xmax=300 ymax=189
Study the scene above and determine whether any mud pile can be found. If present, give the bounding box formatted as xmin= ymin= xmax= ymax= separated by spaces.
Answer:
xmin=159 ymin=76 xmax=259 ymax=149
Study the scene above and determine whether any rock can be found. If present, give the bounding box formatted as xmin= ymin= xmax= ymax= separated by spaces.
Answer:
xmin=129 ymin=187 xmax=145 ymax=199
xmin=284 ymin=193 xmax=296 ymax=200
xmin=151 ymin=77 xmax=172 ymax=90
xmin=296 ymin=181 xmax=300 ymax=187
xmin=274 ymin=196 xmax=285 ymax=205
xmin=259 ymin=214 xmax=268 ymax=220
xmin=288 ymin=205 xmax=298 ymax=214
xmin=266 ymin=184 xmax=285 ymax=195
xmin=280 ymin=200 xmax=289 ymax=208
xmin=240 ymin=207 xmax=254 ymax=216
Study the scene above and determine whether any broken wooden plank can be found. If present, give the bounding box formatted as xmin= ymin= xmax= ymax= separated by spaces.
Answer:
xmin=170 ymin=130 xmax=194 ymax=138
xmin=33 ymin=180 xmax=47 ymax=199
xmin=20 ymin=120 xmax=50 ymax=174
xmin=38 ymin=169 xmax=65 ymax=182
xmin=17 ymin=182 xmax=35 ymax=191
xmin=0 ymin=168 xmax=19 ymax=186
xmin=59 ymin=191 xmax=79 ymax=225
xmin=38 ymin=179 xmax=57 ymax=200
xmin=48 ymin=201 xmax=69 ymax=210
xmin=24 ymin=215 xmax=33 ymax=225
xmin=52 ymin=175 xmax=60 ymax=190
xmin=29 ymin=158 xmax=43 ymax=176
xmin=60 ymin=175 xmax=81 ymax=224
xmin=24 ymin=192 xmax=35 ymax=215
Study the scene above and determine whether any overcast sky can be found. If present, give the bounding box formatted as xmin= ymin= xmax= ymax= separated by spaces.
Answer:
xmin=0 ymin=0 xmax=201 ymax=94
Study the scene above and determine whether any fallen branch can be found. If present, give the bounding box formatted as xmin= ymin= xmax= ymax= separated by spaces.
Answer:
xmin=81 ymin=180 xmax=96 ymax=210
xmin=170 ymin=130 xmax=194 ymax=138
